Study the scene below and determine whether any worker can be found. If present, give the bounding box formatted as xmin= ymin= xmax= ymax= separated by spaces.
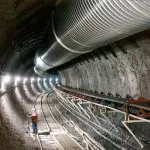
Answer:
xmin=31 ymin=108 xmax=38 ymax=134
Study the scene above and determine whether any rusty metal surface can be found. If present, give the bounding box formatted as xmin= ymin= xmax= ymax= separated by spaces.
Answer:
xmin=58 ymin=86 xmax=150 ymax=118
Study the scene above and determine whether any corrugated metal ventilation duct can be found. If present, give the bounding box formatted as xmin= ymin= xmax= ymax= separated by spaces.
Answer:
xmin=35 ymin=0 xmax=150 ymax=72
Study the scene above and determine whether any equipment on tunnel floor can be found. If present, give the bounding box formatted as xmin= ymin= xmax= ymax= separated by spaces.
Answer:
xmin=55 ymin=87 xmax=150 ymax=149
xmin=125 ymin=97 xmax=150 ymax=120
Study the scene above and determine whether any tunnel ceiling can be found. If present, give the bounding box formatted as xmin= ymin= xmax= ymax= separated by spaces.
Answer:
xmin=0 ymin=0 xmax=59 ymax=76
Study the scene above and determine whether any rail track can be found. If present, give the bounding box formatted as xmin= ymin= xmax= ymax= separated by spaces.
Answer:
xmin=48 ymin=92 xmax=105 ymax=150
xmin=28 ymin=84 xmax=150 ymax=150
xmin=34 ymin=92 xmax=83 ymax=150
xmin=36 ymin=93 xmax=58 ymax=150
xmin=46 ymin=93 xmax=87 ymax=149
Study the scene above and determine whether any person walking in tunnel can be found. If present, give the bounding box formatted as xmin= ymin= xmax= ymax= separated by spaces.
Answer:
xmin=31 ymin=108 xmax=38 ymax=134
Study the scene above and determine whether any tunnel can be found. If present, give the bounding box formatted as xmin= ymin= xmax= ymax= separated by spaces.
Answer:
xmin=0 ymin=0 xmax=150 ymax=149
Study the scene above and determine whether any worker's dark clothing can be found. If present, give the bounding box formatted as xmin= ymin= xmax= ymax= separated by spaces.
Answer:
xmin=32 ymin=123 xmax=37 ymax=134
xmin=31 ymin=115 xmax=38 ymax=123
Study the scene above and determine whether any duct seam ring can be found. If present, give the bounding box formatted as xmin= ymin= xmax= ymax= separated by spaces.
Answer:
xmin=52 ymin=17 xmax=93 ymax=54
xmin=70 ymin=36 xmax=96 ymax=49
xmin=35 ymin=54 xmax=53 ymax=69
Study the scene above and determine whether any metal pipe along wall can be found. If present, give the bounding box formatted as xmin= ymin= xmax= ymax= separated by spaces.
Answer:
xmin=35 ymin=0 xmax=150 ymax=72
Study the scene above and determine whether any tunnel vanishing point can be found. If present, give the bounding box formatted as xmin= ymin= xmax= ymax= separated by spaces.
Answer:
xmin=0 ymin=0 xmax=150 ymax=150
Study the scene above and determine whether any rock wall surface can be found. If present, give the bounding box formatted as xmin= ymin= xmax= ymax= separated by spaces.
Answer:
xmin=59 ymin=31 xmax=150 ymax=99
xmin=0 ymin=81 xmax=49 ymax=150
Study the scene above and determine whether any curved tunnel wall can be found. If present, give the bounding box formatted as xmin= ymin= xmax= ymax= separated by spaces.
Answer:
xmin=59 ymin=32 xmax=150 ymax=99
xmin=0 ymin=76 xmax=55 ymax=149
xmin=0 ymin=1 xmax=59 ymax=149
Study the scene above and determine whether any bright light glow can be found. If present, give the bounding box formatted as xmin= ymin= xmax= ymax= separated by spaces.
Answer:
xmin=15 ymin=76 xmax=21 ymax=82
xmin=3 ymin=75 xmax=11 ymax=83
xmin=31 ymin=82 xmax=40 ymax=95
xmin=55 ymin=78 xmax=58 ymax=82
xmin=38 ymin=77 xmax=40 ymax=82
xmin=35 ymin=57 xmax=50 ymax=70
xmin=31 ymin=77 xmax=35 ymax=83
xmin=49 ymin=78 xmax=52 ymax=82
xmin=1 ymin=75 xmax=11 ymax=92
xmin=16 ymin=76 xmax=21 ymax=81
xmin=1 ymin=82 xmax=5 ymax=91
xmin=23 ymin=78 xmax=27 ymax=84
xmin=14 ymin=76 xmax=21 ymax=86
xmin=37 ymin=80 xmax=43 ymax=91
xmin=43 ymin=78 xmax=49 ymax=90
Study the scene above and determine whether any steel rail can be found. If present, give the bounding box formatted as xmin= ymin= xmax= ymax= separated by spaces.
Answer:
xmin=38 ymin=95 xmax=46 ymax=150
xmin=46 ymin=92 xmax=67 ymax=132
xmin=55 ymin=97 xmax=127 ymax=150
xmin=46 ymin=93 xmax=85 ymax=150
xmin=54 ymin=100 xmax=106 ymax=150
xmin=34 ymin=93 xmax=43 ymax=108
xmin=40 ymin=94 xmax=51 ymax=132
xmin=49 ymin=93 xmax=103 ymax=150
xmin=38 ymin=92 xmax=61 ymax=150
xmin=36 ymin=93 xmax=53 ymax=150
xmin=55 ymin=92 xmax=133 ymax=149
xmin=34 ymin=94 xmax=44 ymax=150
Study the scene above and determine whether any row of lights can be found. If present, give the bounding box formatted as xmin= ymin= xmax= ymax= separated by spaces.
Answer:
xmin=2 ymin=75 xmax=59 ymax=85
